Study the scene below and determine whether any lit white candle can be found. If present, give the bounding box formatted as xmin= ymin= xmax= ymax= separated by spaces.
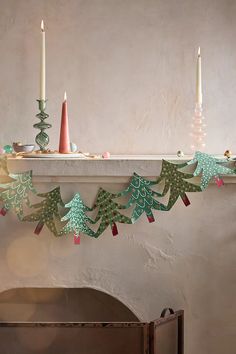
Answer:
xmin=40 ymin=20 xmax=46 ymax=100
xmin=196 ymin=47 xmax=202 ymax=105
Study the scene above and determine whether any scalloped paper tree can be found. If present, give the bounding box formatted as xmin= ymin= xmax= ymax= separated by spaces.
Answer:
xmin=0 ymin=170 xmax=37 ymax=219
xmin=23 ymin=187 xmax=64 ymax=236
xmin=93 ymin=188 xmax=132 ymax=237
xmin=59 ymin=193 xmax=96 ymax=244
xmin=157 ymin=160 xmax=201 ymax=210
xmin=117 ymin=172 xmax=167 ymax=223
xmin=187 ymin=151 xmax=235 ymax=189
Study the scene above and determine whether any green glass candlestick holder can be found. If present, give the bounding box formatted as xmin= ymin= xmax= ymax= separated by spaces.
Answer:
xmin=34 ymin=99 xmax=52 ymax=151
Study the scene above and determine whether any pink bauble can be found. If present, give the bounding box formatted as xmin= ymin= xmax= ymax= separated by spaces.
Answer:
xmin=102 ymin=151 xmax=110 ymax=159
xmin=0 ymin=147 xmax=4 ymax=155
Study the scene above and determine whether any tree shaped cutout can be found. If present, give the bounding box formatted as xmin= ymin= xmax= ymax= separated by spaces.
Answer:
xmin=0 ymin=170 xmax=37 ymax=219
xmin=157 ymin=160 xmax=201 ymax=210
xmin=117 ymin=172 xmax=167 ymax=223
xmin=188 ymin=151 xmax=235 ymax=190
xmin=59 ymin=193 xmax=96 ymax=244
xmin=23 ymin=187 xmax=64 ymax=236
xmin=93 ymin=188 xmax=131 ymax=237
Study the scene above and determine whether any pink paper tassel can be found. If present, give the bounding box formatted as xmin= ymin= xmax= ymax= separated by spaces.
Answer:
xmin=181 ymin=193 xmax=190 ymax=206
xmin=112 ymin=223 xmax=118 ymax=236
xmin=214 ymin=176 xmax=224 ymax=187
xmin=147 ymin=214 xmax=155 ymax=223
xmin=74 ymin=234 xmax=80 ymax=244
xmin=0 ymin=207 xmax=7 ymax=216
xmin=34 ymin=221 xmax=44 ymax=235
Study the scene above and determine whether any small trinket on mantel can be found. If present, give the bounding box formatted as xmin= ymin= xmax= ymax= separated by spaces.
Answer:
xmin=70 ymin=142 xmax=77 ymax=153
xmin=177 ymin=150 xmax=184 ymax=157
xmin=224 ymin=150 xmax=232 ymax=159
xmin=102 ymin=151 xmax=111 ymax=159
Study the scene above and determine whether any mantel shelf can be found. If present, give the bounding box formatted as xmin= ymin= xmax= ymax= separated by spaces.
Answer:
xmin=1 ymin=155 xmax=236 ymax=184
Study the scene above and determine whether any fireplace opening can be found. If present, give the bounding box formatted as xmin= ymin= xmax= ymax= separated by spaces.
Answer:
xmin=0 ymin=288 xmax=184 ymax=354
xmin=0 ymin=287 xmax=139 ymax=322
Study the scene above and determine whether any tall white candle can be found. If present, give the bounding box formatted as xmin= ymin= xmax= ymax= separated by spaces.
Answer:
xmin=40 ymin=20 xmax=46 ymax=100
xmin=196 ymin=47 xmax=202 ymax=105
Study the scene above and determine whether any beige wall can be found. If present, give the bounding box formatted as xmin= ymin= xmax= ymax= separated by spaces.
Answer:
xmin=0 ymin=1 xmax=236 ymax=354
xmin=1 ymin=0 xmax=236 ymax=153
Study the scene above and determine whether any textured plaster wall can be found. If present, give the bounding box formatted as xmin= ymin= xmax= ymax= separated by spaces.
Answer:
xmin=0 ymin=178 xmax=235 ymax=354
xmin=0 ymin=1 xmax=236 ymax=354
xmin=1 ymin=0 xmax=236 ymax=153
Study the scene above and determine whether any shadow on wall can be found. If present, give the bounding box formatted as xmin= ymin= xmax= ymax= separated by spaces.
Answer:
xmin=0 ymin=287 xmax=139 ymax=322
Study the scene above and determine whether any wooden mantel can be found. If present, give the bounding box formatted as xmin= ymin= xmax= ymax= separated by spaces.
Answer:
xmin=2 ymin=154 xmax=236 ymax=183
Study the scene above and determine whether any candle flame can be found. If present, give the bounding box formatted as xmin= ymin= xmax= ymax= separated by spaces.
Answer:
xmin=198 ymin=46 xmax=201 ymax=56
xmin=41 ymin=20 xmax=44 ymax=31
xmin=64 ymin=91 xmax=67 ymax=101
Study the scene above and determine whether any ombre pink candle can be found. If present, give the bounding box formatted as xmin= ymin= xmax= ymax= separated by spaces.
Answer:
xmin=59 ymin=92 xmax=71 ymax=153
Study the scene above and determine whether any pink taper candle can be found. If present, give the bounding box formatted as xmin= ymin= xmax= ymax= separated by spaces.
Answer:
xmin=59 ymin=92 xmax=71 ymax=153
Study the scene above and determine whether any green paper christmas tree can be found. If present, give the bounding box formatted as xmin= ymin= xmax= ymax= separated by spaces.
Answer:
xmin=157 ymin=160 xmax=201 ymax=210
xmin=188 ymin=151 xmax=235 ymax=189
xmin=23 ymin=186 xmax=64 ymax=236
xmin=59 ymin=193 xmax=96 ymax=244
xmin=0 ymin=170 xmax=37 ymax=219
xmin=117 ymin=172 xmax=167 ymax=223
xmin=93 ymin=188 xmax=132 ymax=237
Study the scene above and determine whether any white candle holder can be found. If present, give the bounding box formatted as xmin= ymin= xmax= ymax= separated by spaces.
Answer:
xmin=190 ymin=102 xmax=206 ymax=151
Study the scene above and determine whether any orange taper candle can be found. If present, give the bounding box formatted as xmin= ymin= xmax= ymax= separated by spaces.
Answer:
xmin=59 ymin=92 xmax=71 ymax=153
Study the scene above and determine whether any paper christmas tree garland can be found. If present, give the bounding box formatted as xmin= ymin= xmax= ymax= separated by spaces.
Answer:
xmin=59 ymin=193 xmax=96 ymax=244
xmin=0 ymin=170 xmax=36 ymax=219
xmin=92 ymin=188 xmax=132 ymax=236
xmin=0 ymin=153 xmax=235 ymax=242
xmin=117 ymin=173 xmax=167 ymax=223
xmin=23 ymin=187 xmax=64 ymax=236
xmin=188 ymin=151 xmax=235 ymax=189
xmin=157 ymin=160 xmax=201 ymax=210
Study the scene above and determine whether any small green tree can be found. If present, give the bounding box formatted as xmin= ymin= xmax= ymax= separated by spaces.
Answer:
xmin=59 ymin=193 xmax=96 ymax=243
xmin=157 ymin=160 xmax=201 ymax=210
xmin=93 ymin=188 xmax=131 ymax=237
xmin=117 ymin=172 xmax=167 ymax=223
xmin=0 ymin=170 xmax=36 ymax=219
xmin=23 ymin=187 xmax=64 ymax=236
xmin=188 ymin=151 xmax=235 ymax=189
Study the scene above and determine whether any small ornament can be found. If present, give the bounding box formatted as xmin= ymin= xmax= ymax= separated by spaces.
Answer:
xmin=70 ymin=142 xmax=77 ymax=153
xmin=224 ymin=150 xmax=232 ymax=159
xmin=3 ymin=145 xmax=13 ymax=154
xmin=0 ymin=147 xmax=4 ymax=155
xmin=177 ymin=150 xmax=184 ymax=157
xmin=102 ymin=151 xmax=110 ymax=159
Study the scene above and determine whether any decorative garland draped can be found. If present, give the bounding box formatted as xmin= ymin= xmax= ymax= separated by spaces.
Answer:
xmin=0 ymin=152 xmax=235 ymax=244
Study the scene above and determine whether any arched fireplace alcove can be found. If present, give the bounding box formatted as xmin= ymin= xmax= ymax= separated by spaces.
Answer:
xmin=0 ymin=287 xmax=139 ymax=322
